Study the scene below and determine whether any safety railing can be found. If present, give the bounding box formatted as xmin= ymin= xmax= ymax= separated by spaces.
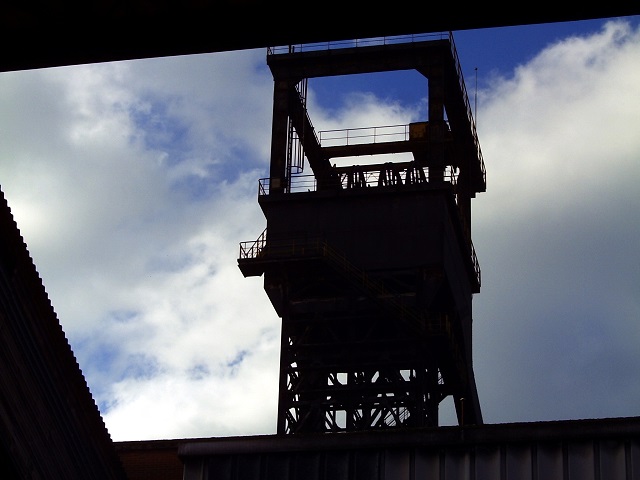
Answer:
xmin=470 ymin=241 xmax=481 ymax=289
xmin=447 ymin=34 xmax=486 ymax=186
xmin=290 ymin=82 xmax=321 ymax=150
xmin=267 ymin=32 xmax=449 ymax=56
xmin=241 ymin=216 xmax=479 ymax=290
xmin=239 ymin=228 xmax=267 ymax=260
xmin=256 ymin=166 xmax=458 ymax=196
xmin=318 ymin=124 xmax=410 ymax=147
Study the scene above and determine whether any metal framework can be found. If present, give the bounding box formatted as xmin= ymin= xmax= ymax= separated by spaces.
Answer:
xmin=239 ymin=32 xmax=485 ymax=434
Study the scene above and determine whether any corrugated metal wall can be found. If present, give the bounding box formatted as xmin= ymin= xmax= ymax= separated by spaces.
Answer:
xmin=180 ymin=419 xmax=640 ymax=480
xmin=184 ymin=440 xmax=640 ymax=480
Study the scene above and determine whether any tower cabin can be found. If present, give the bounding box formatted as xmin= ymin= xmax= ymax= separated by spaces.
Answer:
xmin=239 ymin=32 xmax=486 ymax=434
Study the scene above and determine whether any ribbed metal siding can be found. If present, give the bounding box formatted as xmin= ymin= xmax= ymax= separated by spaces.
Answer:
xmin=183 ymin=438 xmax=640 ymax=480
xmin=0 ymin=189 xmax=128 ymax=479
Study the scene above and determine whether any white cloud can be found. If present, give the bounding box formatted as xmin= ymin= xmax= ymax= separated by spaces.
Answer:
xmin=472 ymin=19 xmax=640 ymax=423
xmin=477 ymin=20 xmax=640 ymax=214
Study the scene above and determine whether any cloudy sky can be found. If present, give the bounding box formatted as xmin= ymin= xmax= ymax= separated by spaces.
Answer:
xmin=1 ymin=17 xmax=639 ymax=442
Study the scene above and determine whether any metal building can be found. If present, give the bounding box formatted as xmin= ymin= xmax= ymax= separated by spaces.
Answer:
xmin=238 ymin=32 xmax=485 ymax=434
xmin=179 ymin=417 xmax=640 ymax=480
xmin=0 ymin=189 xmax=128 ymax=480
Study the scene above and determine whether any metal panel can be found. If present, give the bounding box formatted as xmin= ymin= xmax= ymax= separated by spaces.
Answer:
xmin=324 ymin=451 xmax=351 ymax=480
xmin=414 ymin=449 xmax=440 ymax=479
xmin=536 ymin=443 xmax=564 ymax=480
xmin=180 ymin=419 xmax=640 ymax=480
xmin=568 ymin=442 xmax=595 ymax=480
xmin=292 ymin=452 xmax=321 ymax=480
xmin=444 ymin=449 xmax=471 ymax=480
xmin=185 ymin=440 xmax=640 ymax=480
xmin=354 ymin=450 xmax=382 ymax=480
xmin=506 ymin=444 xmax=532 ymax=480
xmin=184 ymin=459 xmax=205 ymax=480
xmin=207 ymin=456 xmax=233 ymax=480
xmin=265 ymin=453 xmax=290 ymax=480
xmin=599 ymin=440 xmax=626 ymax=479
xmin=237 ymin=455 xmax=263 ymax=480
xmin=629 ymin=441 xmax=640 ymax=479
xmin=474 ymin=445 xmax=501 ymax=480
xmin=384 ymin=449 xmax=411 ymax=480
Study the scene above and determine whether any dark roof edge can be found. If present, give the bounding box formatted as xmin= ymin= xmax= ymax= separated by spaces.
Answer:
xmin=176 ymin=416 xmax=640 ymax=457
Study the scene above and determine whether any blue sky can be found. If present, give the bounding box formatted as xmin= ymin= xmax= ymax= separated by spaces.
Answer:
xmin=0 ymin=16 xmax=639 ymax=441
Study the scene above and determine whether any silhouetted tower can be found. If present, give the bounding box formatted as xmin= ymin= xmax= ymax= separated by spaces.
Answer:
xmin=239 ymin=32 xmax=486 ymax=434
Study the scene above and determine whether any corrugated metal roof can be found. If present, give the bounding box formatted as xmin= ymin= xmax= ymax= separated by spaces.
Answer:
xmin=0 ymin=189 xmax=127 ymax=479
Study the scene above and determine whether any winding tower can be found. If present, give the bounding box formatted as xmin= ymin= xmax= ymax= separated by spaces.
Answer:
xmin=239 ymin=32 xmax=486 ymax=434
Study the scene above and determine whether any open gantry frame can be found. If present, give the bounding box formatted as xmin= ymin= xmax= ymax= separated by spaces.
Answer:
xmin=238 ymin=32 xmax=486 ymax=434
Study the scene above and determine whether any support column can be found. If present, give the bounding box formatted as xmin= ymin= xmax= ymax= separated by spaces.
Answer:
xmin=428 ymin=69 xmax=446 ymax=183
xmin=269 ymin=79 xmax=291 ymax=195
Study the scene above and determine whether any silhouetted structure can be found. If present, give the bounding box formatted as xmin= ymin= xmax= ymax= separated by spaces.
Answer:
xmin=0 ymin=189 xmax=127 ymax=479
xmin=239 ymin=32 xmax=484 ymax=433
xmin=179 ymin=418 xmax=640 ymax=480
xmin=1 ymin=7 xmax=640 ymax=480
xmin=2 ymin=3 xmax=638 ymax=72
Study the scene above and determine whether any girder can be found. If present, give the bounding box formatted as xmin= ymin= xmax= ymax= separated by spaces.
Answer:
xmin=3 ymin=4 xmax=638 ymax=72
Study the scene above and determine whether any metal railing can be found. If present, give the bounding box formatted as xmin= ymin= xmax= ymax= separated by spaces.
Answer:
xmin=318 ymin=124 xmax=410 ymax=147
xmin=256 ymin=166 xmax=459 ymax=196
xmin=290 ymin=82 xmax=320 ymax=151
xmin=470 ymin=242 xmax=481 ymax=289
xmin=241 ymin=218 xmax=479 ymax=290
xmin=239 ymin=228 xmax=267 ymax=260
xmin=447 ymin=35 xmax=486 ymax=186
xmin=267 ymin=32 xmax=449 ymax=56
